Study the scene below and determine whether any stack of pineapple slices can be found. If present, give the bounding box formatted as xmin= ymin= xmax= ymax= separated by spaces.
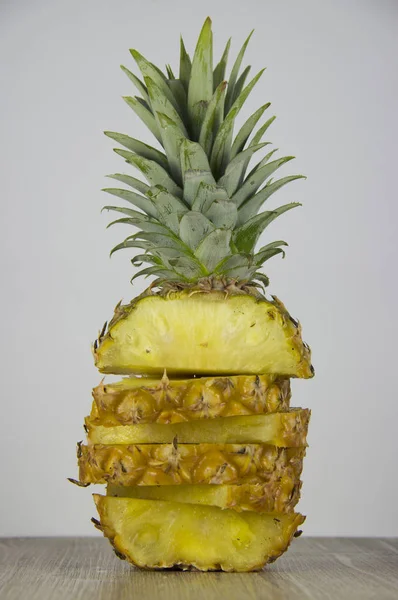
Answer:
xmin=75 ymin=292 xmax=313 ymax=571
xmin=72 ymin=17 xmax=314 ymax=572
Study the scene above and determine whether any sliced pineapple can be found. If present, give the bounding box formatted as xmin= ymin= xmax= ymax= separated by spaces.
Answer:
xmin=92 ymin=372 xmax=291 ymax=425
xmin=107 ymin=479 xmax=302 ymax=513
xmin=79 ymin=443 xmax=305 ymax=486
xmin=93 ymin=495 xmax=305 ymax=571
xmin=86 ymin=409 xmax=310 ymax=446
xmin=94 ymin=292 xmax=313 ymax=378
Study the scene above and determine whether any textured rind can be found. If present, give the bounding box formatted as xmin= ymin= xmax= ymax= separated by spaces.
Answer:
xmin=107 ymin=480 xmax=303 ymax=513
xmin=93 ymin=495 xmax=305 ymax=571
xmin=92 ymin=373 xmax=291 ymax=425
xmin=79 ymin=443 xmax=305 ymax=486
xmin=94 ymin=291 xmax=314 ymax=378
xmin=85 ymin=409 xmax=310 ymax=446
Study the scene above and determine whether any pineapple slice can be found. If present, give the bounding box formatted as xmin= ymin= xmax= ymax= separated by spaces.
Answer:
xmin=93 ymin=495 xmax=305 ymax=571
xmin=86 ymin=409 xmax=310 ymax=446
xmin=79 ymin=443 xmax=305 ymax=486
xmin=94 ymin=292 xmax=313 ymax=378
xmin=107 ymin=479 xmax=302 ymax=513
xmin=92 ymin=373 xmax=291 ymax=425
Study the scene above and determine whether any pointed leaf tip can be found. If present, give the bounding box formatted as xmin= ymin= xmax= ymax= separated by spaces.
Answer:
xmin=188 ymin=16 xmax=214 ymax=138
xmin=224 ymin=29 xmax=255 ymax=114
xmin=129 ymin=49 xmax=140 ymax=60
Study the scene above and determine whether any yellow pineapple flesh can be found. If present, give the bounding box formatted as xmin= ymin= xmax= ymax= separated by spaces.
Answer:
xmin=92 ymin=372 xmax=291 ymax=425
xmin=86 ymin=409 xmax=310 ymax=446
xmin=94 ymin=293 xmax=313 ymax=378
xmin=79 ymin=443 xmax=305 ymax=486
xmin=107 ymin=480 xmax=302 ymax=513
xmin=93 ymin=495 xmax=305 ymax=571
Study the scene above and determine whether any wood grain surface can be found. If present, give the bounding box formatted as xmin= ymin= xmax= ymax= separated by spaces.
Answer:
xmin=0 ymin=537 xmax=397 ymax=600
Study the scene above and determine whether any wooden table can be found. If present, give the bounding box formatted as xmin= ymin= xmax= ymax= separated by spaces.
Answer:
xmin=0 ymin=537 xmax=397 ymax=599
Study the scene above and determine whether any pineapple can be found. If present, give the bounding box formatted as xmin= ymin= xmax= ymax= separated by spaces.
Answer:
xmin=85 ymin=408 xmax=310 ymax=445
xmin=94 ymin=293 xmax=313 ymax=377
xmin=107 ymin=481 xmax=302 ymax=513
xmin=92 ymin=372 xmax=291 ymax=424
xmin=79 ymin=442 xmax=305 ymax=487
xmin=93 ymin=496 xmax=305 ymax=571
xmin=73 ymin=17 xmax=314 ymax=571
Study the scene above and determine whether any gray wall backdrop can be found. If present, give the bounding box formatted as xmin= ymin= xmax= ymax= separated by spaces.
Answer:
xmin=1 ymin=0 xmax=397 ymax=537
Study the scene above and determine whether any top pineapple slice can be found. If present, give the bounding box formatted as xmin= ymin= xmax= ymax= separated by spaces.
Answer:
xmin=95 ymin=17 xmax=313 ymax=377
xmin=95 ymin=292 xmax=312 ymax=376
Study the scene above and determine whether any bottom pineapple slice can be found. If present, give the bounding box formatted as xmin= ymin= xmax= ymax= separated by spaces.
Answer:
xmin=107 ymin=479 xmax=302 ymax=513
xmin=94 ymin=495 xmax=305 ymax=571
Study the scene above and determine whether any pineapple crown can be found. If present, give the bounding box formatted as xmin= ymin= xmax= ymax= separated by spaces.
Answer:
xmin=103 ymin=17 xmax=305 ymax=289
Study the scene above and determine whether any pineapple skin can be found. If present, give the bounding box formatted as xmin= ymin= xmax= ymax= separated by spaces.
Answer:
xmin=85 ymin=409 xmax=310 ymax=446
xmin=94 ymin=292 xmax=313 ymax=378
xmin=79 ymin=442 xmax=305 ymax=487
xmin=92 ymin=373 xmax=291 ymax=425
xmin=93 ymin=495 xmax=305 ymax=571
xmin=107 ymin=480 xmax=302 ymax=513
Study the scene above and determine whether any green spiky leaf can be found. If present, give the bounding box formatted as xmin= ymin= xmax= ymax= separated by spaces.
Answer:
xmin=251 ymin=115 xmax=276 ymax=146
xmin=179 ymin=211 xmax=215 ymax=250
xmin=179 ymin=36 xmax=192 ymax=91
xmin=120 ymin=66 xmax=150 ymax=106
xmin=146 ymin=185 xmax=188 ymax=233
xmin=233 ymin=203 xmax=301 ymax=253
xmin=192 ymin=183 xmax=229 ymax=213
xmin=213 ymin=38 xmax=231 ymax=90
xmin=102 ymin=188 xmax=158 ymax=218
xmin=114 ymin=149 xmax=183 ymax=198
xmin=156 ymin=112 xmax=186 ymax=183
xmin=187 ymin=17 xmax=213 ymax=138
xmin=110 ymin=238 xmax=154 ymax=256
xmin=130 ymin=49 xmax=179 ymax=111
xmin=254 ymin=240 xmax=288 ymax=266
xmin=102 ymin=205 xmax=146 ymax=219
xmin=232 ymin=156 xmax=295 ymax=207
xmin=165 ymin=64 xmax=175 ymax=79
xmin=252 ymin=272 xmax=270 ymax=288
xmin=104 ymin=131 xmax=169 ymax=170
xmin=210 ymin=69 xmax=265 ymax=177
xmin=145 ymin=78 xmax=187 ymax=135
xmin=122 ymin=96 xmax=162 ymax=143
xmin=106 ymin=174 xmax=150 ymax=196
xmin=224 ymin=30 xmax=254 ymax=114
xmin=131 ymin=265 xmax=174 ymax=283
xmin=180 ymin=139 xmax=214 ymax=174
xmin=205 ymin=199 xmax=237 ymax=229
xmin=180 ymin=139 xmax=215 ymax=205
xmin=183 ymin=170 xmax=215 ymax=207
xmin=195 ymin=229 xmax=232 ymax=272
xmin=145 ymin=77 xmax=188 ymax=181
xmin=237 ymin=175 xmax=306 ymax=224
xmin=215 ymin=253 xmax=252 ymax=274
xmin=230 ymin=103 xmax=270 ymax=159
xmin=168 ymin=255 xmax=205 ymax=279
xmin=168 ymin=79 xmax=188 ymax=122
xmin=199 ymin=81 xmax=227 ymax=156
xmin=218 ymin=143 xmax=268 ymax=196
xmin=230 ymin=65 xmax=251 ymax=106
xmin=131 ymin=254 xmax=163 ymax=267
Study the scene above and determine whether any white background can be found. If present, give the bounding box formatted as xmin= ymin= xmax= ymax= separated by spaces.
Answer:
xmin=1 ymin=0 xmax=397 ymax=537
